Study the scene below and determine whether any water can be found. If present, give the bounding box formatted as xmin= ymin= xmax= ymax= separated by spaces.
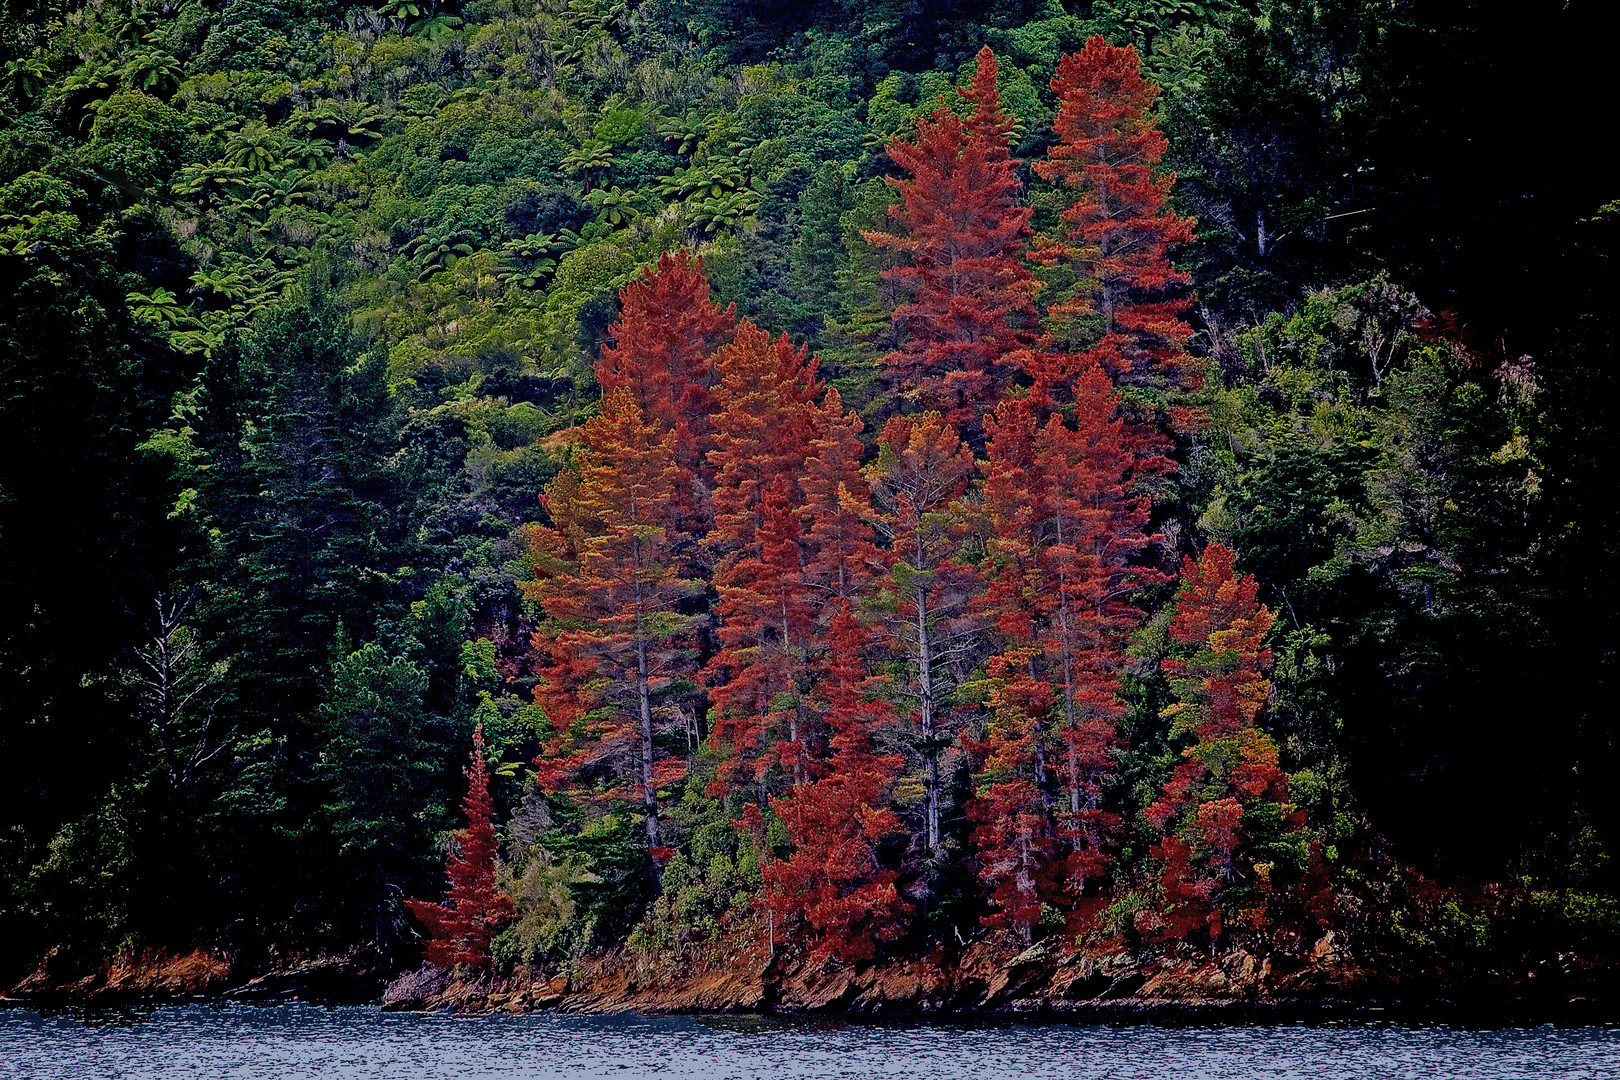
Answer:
xmin=2 ymin=1003 xmax=1617 ymax=1079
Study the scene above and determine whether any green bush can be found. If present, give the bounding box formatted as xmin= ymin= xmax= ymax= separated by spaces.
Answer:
xmin=86 ymin=92 xmax=184 ymax=188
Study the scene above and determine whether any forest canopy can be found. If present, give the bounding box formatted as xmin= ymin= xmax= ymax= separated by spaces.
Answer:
xmin=1 ymin=0 xmax=1615 ymax=983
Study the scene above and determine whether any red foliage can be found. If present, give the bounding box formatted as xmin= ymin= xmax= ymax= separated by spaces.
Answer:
xmin=1032 ymin=364 xmax=1165 ymax=892
xmin=406 ymin=724 xmax=515 ymax=970
xmin=970 ymin=396 xmax=1053 ymax=934
xmin=1144 ymin=544 xmax=1297 ymax=943
xmin=971 ymin=369 xmax=1165 ymax=907
xmin=1031 ymin=36 xmax=1196 ymax=395
xmin=866 ymin=47 xmax=1038 ymax=434
xmin=703 ymin=321 xmax=823 ymax=795
xmin=594 ymin=250 xmax=736 ymax=531
xmin=766 ymin=604 xmax=910 ymax=963
xmin=524 ymin=388 xmax=702 ymax=879
xmin=966 ymin=645 xmax=1056 ymax=940
xmin=1162 ymin=543 xmax=1276 ymax=743
xmin=799 ymin=386 xmax=884 ymax=610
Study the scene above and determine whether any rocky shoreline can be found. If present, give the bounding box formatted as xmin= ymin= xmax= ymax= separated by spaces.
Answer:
xmin=3 ymin=946 xmax=394 ymax=1007
xmin=6 ymin=935 xmax=1614 ymax=1026
xmin=380 ymin=932 xmax=1620 ymax=1026
xmin=380 ymin=935 xmax=1364 ymax=1016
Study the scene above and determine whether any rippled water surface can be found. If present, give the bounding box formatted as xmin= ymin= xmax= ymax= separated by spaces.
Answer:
xmin=3 ymin=1003 xmax=1618 ymax=1079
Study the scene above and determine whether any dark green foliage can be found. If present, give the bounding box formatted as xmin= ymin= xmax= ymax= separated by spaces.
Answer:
xmin=317 ymin=642 xmax=448 ymax=947
xmin=0 ymin=173 xmax=199 ymax=973
xmin=1528 ymin=204 xmax=1620 ymax=882
xmin=85 ymin=92 xmax=184 ymax=188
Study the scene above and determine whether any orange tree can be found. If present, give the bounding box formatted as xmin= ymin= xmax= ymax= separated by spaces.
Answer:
xmin=865 ymin=47 xmax=1038 ymax=439
xmin=524 ymin=389 xmax=703 ymax=889
xmin=1032 ymin=35 xmax=1197 ymax=397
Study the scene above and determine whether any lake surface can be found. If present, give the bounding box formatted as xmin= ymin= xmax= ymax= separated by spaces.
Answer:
xmin=2 ymin=1003 xmax=1617 ymax=1079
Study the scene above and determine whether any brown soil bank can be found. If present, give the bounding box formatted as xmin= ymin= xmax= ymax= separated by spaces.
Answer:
xmin=380 ymin=934 xmax=1620 ymax=1025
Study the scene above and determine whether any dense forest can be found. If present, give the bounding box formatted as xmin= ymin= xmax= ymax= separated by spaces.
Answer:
xmin=2 ymin=0 xmax=1616 ymax=992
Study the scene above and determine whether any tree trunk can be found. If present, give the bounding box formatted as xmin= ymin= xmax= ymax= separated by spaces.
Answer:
xmin=637 ymin=639 xmax=662 ymax=892
xmin=916 ymin=589 xmax=943 ymax=860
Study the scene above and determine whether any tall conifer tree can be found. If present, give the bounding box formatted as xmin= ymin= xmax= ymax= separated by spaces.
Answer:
xmin=972 ymin=394 xmax=1056 ymax=935
xmin=525 ymin=389 xmax=703 ymax=886
xmin=865 ymin=47 xmax=1038 ymax=438
xmin=866 ymin=412 xmax=982 ymax=862
xmin=1031 ymin=364 xmax=1165 ymax=892
xmin=971 ymin=371 xmax=1164 ymax=923
xmin=1031 ymin=36 xmax=1197 ymax=400
xmin=703 ymin=322 xmax=822 ymax=794
xmin=765 ymin=604 xmax=909 ymax=962
xmin=1144 ymin=544 xmax=1297 ymax=942
xmin=594 ymin=251 xmax=737 ymax=533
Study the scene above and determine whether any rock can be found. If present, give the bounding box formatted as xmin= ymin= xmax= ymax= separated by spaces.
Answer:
xmin=381 ymin=964 xmax=453 ymax=1010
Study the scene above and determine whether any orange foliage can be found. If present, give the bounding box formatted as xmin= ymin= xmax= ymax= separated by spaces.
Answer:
xmin=525 ymin=389 xmax=702 ymax=876
xmin=1031 ymin=35 xmax=1197 ymax=401
xmin=765 ymin=605 xmax=910 ymax=963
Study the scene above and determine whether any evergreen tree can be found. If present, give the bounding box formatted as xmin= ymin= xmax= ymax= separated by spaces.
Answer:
xmin=967 ymin=643 xmax=1055 ymax=942
xmin=865 ymin=47 xmax=1038 ymax=439
xmin=865 ymin=412 xmax=981 ymax=863
xmin=703 ymin=321 xmax=822 ymax=795
xmin=799 ymin=386 xmax=885 ymax=619
xmin=319 ymin=642 xmax=445 ymax=948
xmin=407 ymin=724 xmax=514 ymax=970
xmin=971 ymin=393 xmax=1054 ymax=936
xmin=594 ymin=250 xmax=737 ymax=528
xmin=765 ymin=604 xmax=909 ymax=962
xmin=1032 ymin=36 xmax=1197 ymax=398
xmin=1031 ymin=364 xmax=1165 ymax=892
xmin=526 ymin=389 xmax=703 ymax=887
xmin=1143 ymin=544 xmax=1300 ymax=943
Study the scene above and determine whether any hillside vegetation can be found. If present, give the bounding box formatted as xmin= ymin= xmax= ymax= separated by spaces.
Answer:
xmin=1 ymin=0 xmax=1615 ymax=996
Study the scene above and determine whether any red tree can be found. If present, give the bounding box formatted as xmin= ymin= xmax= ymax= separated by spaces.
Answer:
xmin=1031 ymin=363 xmax=1165 ymax=893
xmin=406 ymin=724 xmax=515 ymax=970
xmin=967 ymin=644 xmax=1056 ymax=941
xmin=765 ymin=603 xmax=910 ymax=963
xmin=866 ymin=411 xmax=982 ymax=861
xmin=594 ymin=250 xmax=737 ymax=531
xmin=703 ymin=321 xmax=822 ymax=795
xmin=1142 ymin=544 xmax=1295 ymax=942
xmin=970 ymin=393 xmax=1055 ymax=937
xmin=1031 ymin=36 xmax=1197 ymax=397
xmin=799 ymin=386 xmax=884 ymax=611
xmin=969 ymin=371 xmax=1164 ymax=920
xmin=524 ymin=388 xmax=703 ymax=886
xmin=865 ymin=47 xmax=1038 ymax=435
